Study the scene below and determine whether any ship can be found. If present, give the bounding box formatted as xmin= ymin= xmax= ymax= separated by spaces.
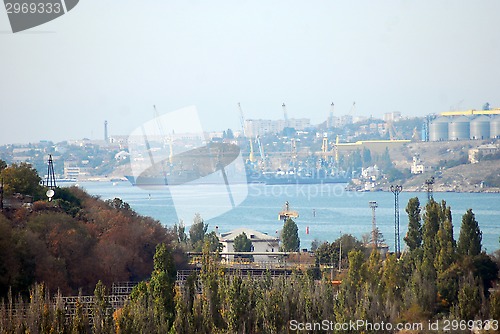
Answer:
xmin=126 ymin=167 xmax=350 ymax=186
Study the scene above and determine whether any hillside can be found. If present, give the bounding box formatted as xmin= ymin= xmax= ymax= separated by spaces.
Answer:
xmin=385 ymin=139 xmax=500 ymax=192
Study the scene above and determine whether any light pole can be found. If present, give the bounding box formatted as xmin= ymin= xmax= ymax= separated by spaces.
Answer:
xmin=390 ymin=184 xmax=403 ymax=256
xmin=369 ymin=201 xmax=378 ymax=249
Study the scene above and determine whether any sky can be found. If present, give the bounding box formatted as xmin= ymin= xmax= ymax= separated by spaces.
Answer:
xmin=1 ymin=1 xmax=500 ymax=145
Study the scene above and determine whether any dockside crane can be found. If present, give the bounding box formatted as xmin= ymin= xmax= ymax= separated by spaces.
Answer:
xmin=321 ymin=135 xmax=329 ymax=162
xmin=256 ymin=135 xmax=266 ymax=168
xmin=237 ymin=103 xmax=256 ymax=163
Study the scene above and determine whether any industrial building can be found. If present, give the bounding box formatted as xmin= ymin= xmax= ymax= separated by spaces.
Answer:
xmin=427 ymin=108 xmax=500 ymax=141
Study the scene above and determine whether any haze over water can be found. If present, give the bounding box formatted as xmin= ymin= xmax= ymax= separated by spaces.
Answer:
xmin=80 ymin=182 xmax=500 ymax=253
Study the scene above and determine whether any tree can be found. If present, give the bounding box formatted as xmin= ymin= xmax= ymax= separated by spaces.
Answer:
xmin=362 ymin=147 xmax=372 ymax=167
xmin=457 ymin=209 xmax=482 ymax=257
xmin=281 ymin=218 xmax=300 ymax=252
xmin=404 ymin=197 xmax=422 ymax=251
xmin=233 ymin=232 xmax=253 ymax=260
xmin=0 ymin=159 xmax=6 ymax=171
xmin=1 ymin=162 xmax=44 ymax=199
xmin=422 ymin=199 xmax=440 ymax=262
xmin=204 ymin=231 xmax=222 ymax=253
xmin=189 ymin=214 xmax=208 ymax=251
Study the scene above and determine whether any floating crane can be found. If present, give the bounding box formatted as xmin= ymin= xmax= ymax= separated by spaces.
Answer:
xmin=278 ymin=201 xmax=299 ymax=222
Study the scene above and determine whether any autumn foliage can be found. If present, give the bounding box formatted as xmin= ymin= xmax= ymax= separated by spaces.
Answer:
xmin=0 ymin=186 xmax=181 ymax=297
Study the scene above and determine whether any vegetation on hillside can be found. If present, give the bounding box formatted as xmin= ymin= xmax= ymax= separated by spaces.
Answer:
xmin=1 ymin=159 xmax=499 ymax=333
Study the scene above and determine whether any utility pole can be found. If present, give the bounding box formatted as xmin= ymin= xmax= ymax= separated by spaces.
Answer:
xmin=338 ymin=230 xmax=342 ymax=272
xmin=369 ymin=201 xmax=378 ymax=249
xmin=391 ymin=185 xmax=403 ymax=256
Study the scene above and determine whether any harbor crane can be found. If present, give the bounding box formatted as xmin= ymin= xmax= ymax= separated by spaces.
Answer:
xmin=256 ymin=135 xmax=266 ymax=168
xmin=237 ymin=103 xmax=256 ymax=163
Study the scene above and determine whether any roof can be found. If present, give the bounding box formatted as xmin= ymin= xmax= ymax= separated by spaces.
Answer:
xmin=219 ymin=227 xmax=279 ymax=242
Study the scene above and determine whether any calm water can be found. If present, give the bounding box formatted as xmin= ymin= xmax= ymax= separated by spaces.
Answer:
xmin=77 ymin=181 xmax=500 ymax=253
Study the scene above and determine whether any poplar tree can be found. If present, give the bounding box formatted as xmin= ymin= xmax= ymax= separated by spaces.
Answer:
xmin=457 ymin=209 xmax=482 ymax=257
xmin=404 ymin=197 xmax=422 ymax=251
xmin=281 ymin=218 xmax=300 ymax=252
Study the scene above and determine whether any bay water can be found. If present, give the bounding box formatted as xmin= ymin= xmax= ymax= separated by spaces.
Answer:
xmin=78 ymin=181 xmax=500 ymax=253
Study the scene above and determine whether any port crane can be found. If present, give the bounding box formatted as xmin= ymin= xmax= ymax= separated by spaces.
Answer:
xmin=237 ymin=103 xmax=256 ymax=163
xmin=256 ymin=135 xmax=266 ymax=169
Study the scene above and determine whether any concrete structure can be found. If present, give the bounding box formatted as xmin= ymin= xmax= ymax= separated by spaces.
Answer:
xmin=470 ymin=116 xmax=491 ymax=140
xmin=429 ymin=117 xmax=449 ymax=141
xmin=448 ymin=116 xmax=470 ymax=140
xmin=219 ymin=227 xmax=280 ymax=263
xmin=491 ymin=116 xmax=500 ymax=139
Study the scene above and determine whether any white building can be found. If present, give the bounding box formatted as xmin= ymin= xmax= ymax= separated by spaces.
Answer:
xmin=219 ymin=227 xmax=280 ymax=263
xmin=411 ymin=155 xmax=432 ymax=174
xmin=64 ymin=161 xmax=81 ymax=179
xmin=361 ymin=165 xmax=381 ymax=181
xmin=244 ymin=118 xmax=310 ymax=137
xmin=384 ymin=111 xmax=402 ymax=123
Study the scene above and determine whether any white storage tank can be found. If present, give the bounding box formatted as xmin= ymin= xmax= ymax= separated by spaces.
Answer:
xmin=491 ymin=116 xmax=500 ymax=139
xmin=470 ymin=115 xmax=491 ymax=140
xmin=429 ymin=117 xmax=449 ymax=141
xmin=448 ymin=116 xmax=470 ymax=140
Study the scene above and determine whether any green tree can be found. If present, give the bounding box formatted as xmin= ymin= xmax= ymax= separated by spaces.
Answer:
xmin=422 ymin=199 xmax=440 ymax=263
xmin=233 ymin=232 xmax=253 ymax=260
xmin=0 ymin=159 xmax=6 ymax=171
xmin=151 ymin=243 xmax=177 ymax=330
xmin=362 ymin=147 xmax=372 ymax=167
xmin=457 ymin=209 xmax=482 ymax=257
xmin=204 ymin=231 xmax=222 ymax=253
xmin=1 ymin=162 xmax=44 ymax=199
xmin=404 ymin=197 xmax=422 ymax=251
xmin=92 ymin=280 xmax=113 ymax=334
xmin=189 ymin=214 xmax=207 ymax=251
xmin=455 ymin=273 xmax=483 ymax=320
xmin=281 ymin=218 xmax=300 ymax=252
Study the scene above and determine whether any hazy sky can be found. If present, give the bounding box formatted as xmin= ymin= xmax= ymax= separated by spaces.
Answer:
xmin=1 ymin=1 xmax=499 ymax=145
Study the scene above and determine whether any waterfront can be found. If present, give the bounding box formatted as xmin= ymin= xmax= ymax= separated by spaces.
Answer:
xmin=78 ymin=181 xmax=500 ymax=253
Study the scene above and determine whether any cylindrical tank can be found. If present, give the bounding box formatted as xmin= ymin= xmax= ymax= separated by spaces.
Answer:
xmin=448 ymin=116 xmax=470 ymax=140
xmin=470 ymin=115 xmax=491 ymax=140
xmin=429 ymin=117 xmax=449 ymax=141
xmin=491 ymin=116 xmax=500 ymax=139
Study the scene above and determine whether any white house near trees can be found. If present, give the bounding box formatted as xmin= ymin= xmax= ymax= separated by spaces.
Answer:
xmin=218 ymin=227 xmax=280 ymax=263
